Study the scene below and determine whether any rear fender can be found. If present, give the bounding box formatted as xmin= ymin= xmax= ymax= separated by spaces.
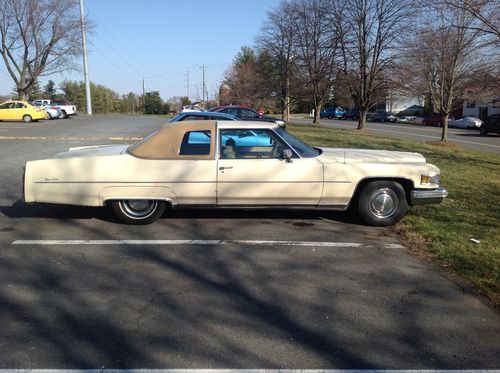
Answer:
xmin=99 ymin=186 xmax=177 ymax=207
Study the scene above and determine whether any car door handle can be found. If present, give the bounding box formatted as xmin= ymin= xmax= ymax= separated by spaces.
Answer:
xmin=219 ymin=166 xmax=233 ymax=170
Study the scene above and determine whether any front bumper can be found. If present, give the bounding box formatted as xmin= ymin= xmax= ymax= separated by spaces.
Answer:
xmin=410 ymin=188 xmax=448 ymax=205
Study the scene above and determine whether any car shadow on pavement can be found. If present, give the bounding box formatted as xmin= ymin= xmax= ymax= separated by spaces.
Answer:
xmin=0 ymin=199 xmax=117 ymax=223
xmin=0 ymin=199 xmax=359 ymax=225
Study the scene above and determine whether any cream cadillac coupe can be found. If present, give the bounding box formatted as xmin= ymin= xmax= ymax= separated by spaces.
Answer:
xmin=23 ymin=121 xmax=447 ymax=226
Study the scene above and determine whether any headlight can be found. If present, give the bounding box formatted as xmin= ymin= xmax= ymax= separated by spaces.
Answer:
xmin=275 ymin=119 xmax=285 ymax=125
xmin=421 ymin=174 xmax=440 ymax=186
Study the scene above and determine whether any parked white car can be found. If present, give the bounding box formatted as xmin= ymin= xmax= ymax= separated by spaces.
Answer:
xmin=31 ymin=102 xmax=62 ymax=119
xmin=23 ymin=121 xmax=447 ymax=226
xmin=448 ymin=116 xmax=482 ymax=129
xmin=181 ymin=105 xmax=206 ymax=113
xmin=32 ymin=99 xmax=77 ymax=118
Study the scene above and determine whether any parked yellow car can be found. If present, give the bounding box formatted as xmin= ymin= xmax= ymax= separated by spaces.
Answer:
xmin=0 ymin=100 xmax=48 ymax=122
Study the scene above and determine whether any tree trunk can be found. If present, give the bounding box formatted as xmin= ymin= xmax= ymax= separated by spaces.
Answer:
xmin=358 ymin=108 xmax=368 ymax=129
xmin=17 ymin=88 xmax=28 ymax=101
xmin=313 ymin=104 xmax=321 ymax=124
xmin=441 ymin=113 xmax=449 ymax=142
xmin=282 ymin=95 xmax=290 ymax=121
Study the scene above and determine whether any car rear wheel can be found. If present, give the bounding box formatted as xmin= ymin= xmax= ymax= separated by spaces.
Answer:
xmin=479 ymin=126 xmax=488 ymax=136
xmin=60 ymin=110 xmax=67 ymax=119
xmin=111 ymin=199 xmax=166 ymax=224
xmin=23 ymin=115 xmax=32 ymax=123
xmin=357 ymin=181 xmax=408 ymax=226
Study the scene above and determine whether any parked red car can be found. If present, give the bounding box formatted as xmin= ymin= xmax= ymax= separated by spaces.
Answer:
xmin=422 ymin=113 xmax=454 ymax=127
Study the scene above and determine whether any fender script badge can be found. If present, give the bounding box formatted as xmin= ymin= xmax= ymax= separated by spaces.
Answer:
xmin=44 ymin=178 xmax=59 ymax=181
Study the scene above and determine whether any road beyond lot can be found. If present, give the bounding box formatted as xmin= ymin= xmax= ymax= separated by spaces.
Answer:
xmin=0 ymin=115 xmax=499 ymax=369
xmin=291 ymin=117 xmax=500 ymax=154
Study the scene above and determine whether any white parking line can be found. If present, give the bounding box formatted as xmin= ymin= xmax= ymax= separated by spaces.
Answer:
xmin=12 ymin=239 xmax=404 ymax=249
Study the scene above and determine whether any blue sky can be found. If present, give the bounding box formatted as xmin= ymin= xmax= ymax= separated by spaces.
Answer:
xmin=0 ymin=0 xmax=281 ymax=100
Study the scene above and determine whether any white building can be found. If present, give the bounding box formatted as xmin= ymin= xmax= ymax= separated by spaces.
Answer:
xmin=463 ymin=99 xmax=500 ymax=119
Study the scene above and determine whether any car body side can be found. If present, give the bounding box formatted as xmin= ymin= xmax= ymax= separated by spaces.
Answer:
xmin=24 ymin=121 xmax=441 ymax=211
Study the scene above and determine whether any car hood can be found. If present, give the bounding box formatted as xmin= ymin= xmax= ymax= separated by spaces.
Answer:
xmin=318 ymin=147 xmax=426 ymax=164
xmin=55 ymin=144 xmax=129 ymax=158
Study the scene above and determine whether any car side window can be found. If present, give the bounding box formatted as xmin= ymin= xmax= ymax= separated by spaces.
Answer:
xmin=0 ymin=103 xmax=8 ymax=110
xmin=240 ymin=109 xmax=259 ymax=119
xmin=184 ymin=115 xmax=205 ymax=121
xmin=226 ymin=108 xmax=239 ymax=116
xmin=220 ymin=129 xmax=289 ymax=159
xmin=179 ymin=130 xmax=211 ymax=155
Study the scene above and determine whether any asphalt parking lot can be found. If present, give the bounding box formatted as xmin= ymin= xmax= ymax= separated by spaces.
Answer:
xmin=0 ymin=115 xmax=499 ymax=369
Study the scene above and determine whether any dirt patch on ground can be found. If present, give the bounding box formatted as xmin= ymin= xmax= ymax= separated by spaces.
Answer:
xmin=425 ymin=140 xmax=460 ymax=148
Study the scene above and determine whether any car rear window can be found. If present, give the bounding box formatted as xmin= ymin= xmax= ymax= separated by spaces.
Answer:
xmin=179 ymin=130 xmax=211 ymax=155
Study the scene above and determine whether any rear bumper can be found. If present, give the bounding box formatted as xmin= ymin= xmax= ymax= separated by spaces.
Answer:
xmin=411 ymin=188 xmax=448 ymax=205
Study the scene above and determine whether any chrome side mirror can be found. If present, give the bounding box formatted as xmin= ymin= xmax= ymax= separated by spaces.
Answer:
xmin=283 ymin=148 xmax=293 ymax=163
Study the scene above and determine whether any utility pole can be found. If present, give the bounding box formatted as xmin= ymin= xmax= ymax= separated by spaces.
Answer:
xmin=185 ymin=71 xmax=190 ymax=100
xmin=142 ymin=78 xmax=145 ymax=114
xmin=200 ymin=65 xmax=207 ymax=103
xmin=79 ymin=0 xmax=92 ymax=115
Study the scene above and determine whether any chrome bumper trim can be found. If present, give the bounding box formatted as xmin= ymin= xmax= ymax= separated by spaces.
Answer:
xmin=411 ymin=188 xmax=448 ymax=205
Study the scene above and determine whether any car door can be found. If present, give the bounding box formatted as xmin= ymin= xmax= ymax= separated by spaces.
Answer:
xmin=217 ymin=128 xmax=323 ymax=205
xmin=12 ymin=102 xmax=26 ymax=120
xmin=0 ymin=102 xmax=14 ymax=120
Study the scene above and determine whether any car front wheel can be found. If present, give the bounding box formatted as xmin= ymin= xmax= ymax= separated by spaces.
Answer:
xmin=111 ymin=199 xmax=166 ymax=224
xmin=357 ymin=181 xmax=408 ymax=226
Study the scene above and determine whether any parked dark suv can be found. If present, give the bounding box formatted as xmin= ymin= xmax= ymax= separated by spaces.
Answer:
xmin=479 ymin=114 xmax=500 ymax=135
xmin=341 ymin=108 xmax=360 ymax=120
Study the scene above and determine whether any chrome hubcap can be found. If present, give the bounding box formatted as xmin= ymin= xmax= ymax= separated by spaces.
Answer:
xmin=368 ymin=188 xmax=398 ymax=219
xmin=119 ymin=200 xmax=157 ymax=219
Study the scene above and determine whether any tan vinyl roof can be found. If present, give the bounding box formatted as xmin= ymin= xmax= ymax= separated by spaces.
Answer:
xmin=128 ymin=120 xmax=217 ymax=160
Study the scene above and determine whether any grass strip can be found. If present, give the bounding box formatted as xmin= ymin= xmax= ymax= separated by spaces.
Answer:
xmin=287 ymin=123 xmax=500 ymax=307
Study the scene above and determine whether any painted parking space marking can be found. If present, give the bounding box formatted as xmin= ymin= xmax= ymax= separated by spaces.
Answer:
xmin=0 ymin=136 xmax=143 ymax=141
xmin=12 ymin=239 xmax=404 ymax=249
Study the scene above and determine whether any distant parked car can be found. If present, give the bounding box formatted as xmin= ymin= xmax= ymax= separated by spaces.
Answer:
xmin=371 ymin=111 xmax=397 ymax=123
xmin=0 ymin=100 xmax=47 ymax=122
xmin=479 ymin=114 xmax=500 ymax=136
xmin=422 ymin=113 xmax=454 ymax=127
xmin=169 ymin=111 xmax=238 ymax=122
xmin=33 ymin=99 xmax=77 ymax=118
xmin=320 ymin=107 xmax=345 ymax=119
xmin=341 ymin=108 xmax=360 ymax=120
xmin=181 ymin=105 xmax=206 ymax=113
xmin=448 ymin=116 xmax=482 ymax=129
xmin=400 ymin=116 xmax=417 ymax=122
xmin=31 ymin=101 xmax=62 ymax=119
xmin=210 ymin=105 xmax=285 ymax=125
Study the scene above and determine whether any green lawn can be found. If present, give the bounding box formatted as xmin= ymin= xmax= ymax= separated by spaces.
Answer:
xmin=287 ymin=123 xmax=500 ymax=307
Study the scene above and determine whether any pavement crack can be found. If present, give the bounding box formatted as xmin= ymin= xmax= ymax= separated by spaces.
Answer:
xmin=135 ymin=291 xmax=163 ymax=333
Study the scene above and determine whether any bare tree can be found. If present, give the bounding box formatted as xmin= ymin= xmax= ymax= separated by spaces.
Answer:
xmin=0 ymin=0 xmax=83 ymax=100
xmin=442 ymin=0 xmax=500 ymax=41
xmin=336 ymin=0 xmax=411 ymax=129
xmin=408 ymin=4 xmax=496 ymax=141
xmin=290 ymin=0 xmax=340 ymax=124
xmin=256 ymin=1 xmax=297 ymax=121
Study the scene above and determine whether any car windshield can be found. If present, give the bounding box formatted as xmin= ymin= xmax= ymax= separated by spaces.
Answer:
xmin=274 ymin=127 xmax=319 ymax=158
